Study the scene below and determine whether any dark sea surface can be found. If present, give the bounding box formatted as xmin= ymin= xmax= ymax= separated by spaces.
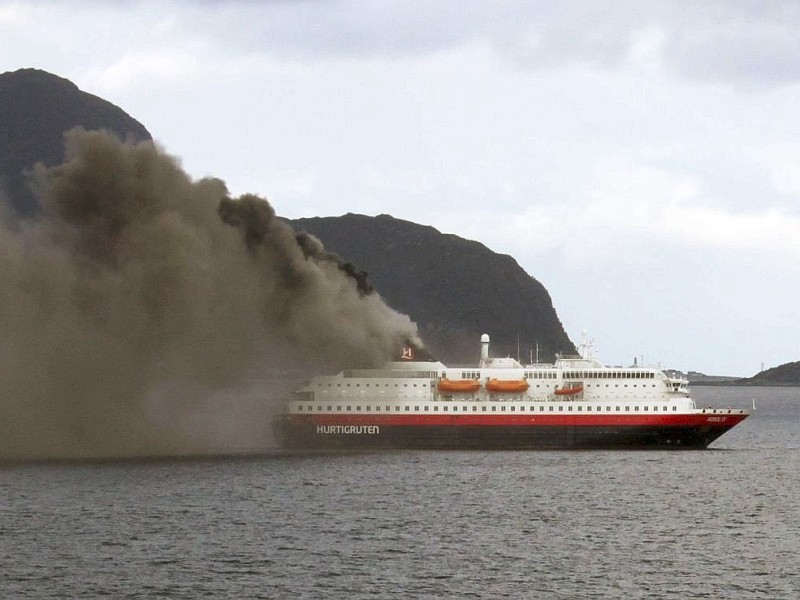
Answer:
xmin=2 ymin=386 xmax=799 ymax=599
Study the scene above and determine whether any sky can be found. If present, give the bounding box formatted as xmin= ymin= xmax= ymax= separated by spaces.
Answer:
xmin=2 ymin=0 xmax=799 ymax=376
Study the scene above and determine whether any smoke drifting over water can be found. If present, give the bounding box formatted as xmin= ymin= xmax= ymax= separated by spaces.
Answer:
xmin=0 ymin=129 xmax=421 ymax=460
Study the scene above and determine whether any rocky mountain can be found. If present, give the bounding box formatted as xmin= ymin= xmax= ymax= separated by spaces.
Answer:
xmin=0 ymin=68 xmax=575 ymax=363
xmin=740 ymin=361 xmax=800 ymax=386
xmin=0 ymin=68 xmax=151 ymax=217
xmin=291 ymin=214 xmax=575 ymax=364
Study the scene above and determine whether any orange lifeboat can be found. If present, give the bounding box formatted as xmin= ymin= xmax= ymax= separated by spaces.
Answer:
xmin=555 ymin=384 xmax=584 ymax=396
xmin=438 ymin=378 xmax=481 ymax=393
xmin=486 ymin=378 xmax=529 ymax=393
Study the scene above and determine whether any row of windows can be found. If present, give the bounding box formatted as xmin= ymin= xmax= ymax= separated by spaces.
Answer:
xmin=296 ymin=403 xmax=679 ymax=413
xmin=523 ymin=371 xmax=558 ymax=379
xmin=519 ymin=371 xmax=656 ymax=380
xmin=562 ymin=371 xmax=655 ymax=379
xmin=584 ymin=383 xmax=657 ymax=388
xmin=517 ymin=383 xmax=658 ymax=389
xmin=314 ymin=382 xmax=427 ymax=388
xmin=343 ymin=370 xmax=438 ymax=378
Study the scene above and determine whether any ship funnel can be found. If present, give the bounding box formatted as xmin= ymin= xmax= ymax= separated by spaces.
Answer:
xmin=480 ymin=334 xmax=490 ymax=365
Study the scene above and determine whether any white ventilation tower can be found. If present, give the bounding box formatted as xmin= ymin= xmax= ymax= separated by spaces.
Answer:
xmin=480 ymin=334 xmax=490 ymax=366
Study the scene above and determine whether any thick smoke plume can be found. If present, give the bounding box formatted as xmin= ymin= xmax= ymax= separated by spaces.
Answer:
xmin=0 ymin=129 xmax=421 ymax=460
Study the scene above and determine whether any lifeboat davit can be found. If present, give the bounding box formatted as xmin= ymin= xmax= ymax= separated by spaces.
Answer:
xmin=555 ymin=384 xmax=584 ymax=396
xmin=486 ymin=378 xmax=529 ymax=393
xmin=438 ymin=378 xmax=481 ymax=393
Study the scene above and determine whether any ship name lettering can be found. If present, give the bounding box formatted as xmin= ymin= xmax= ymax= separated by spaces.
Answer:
xmin=316 ymin=425 xmax=380 ymax=435
xmin=707 ymin=416 xmax=727 ymax=423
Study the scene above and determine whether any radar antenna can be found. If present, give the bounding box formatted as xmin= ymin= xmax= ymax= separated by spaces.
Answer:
xmin=578 ymin=330 xmax=594 ymax=359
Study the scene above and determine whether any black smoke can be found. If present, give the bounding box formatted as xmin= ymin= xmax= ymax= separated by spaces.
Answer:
xmin=0 ymin=129 xmax=421 ymax=460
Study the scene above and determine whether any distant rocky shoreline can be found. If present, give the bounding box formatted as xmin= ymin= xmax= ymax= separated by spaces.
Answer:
xmin=683 ymin=360 xmax=800 ymax=387
xmin=690 ymin=380 xmax=800 ymax=387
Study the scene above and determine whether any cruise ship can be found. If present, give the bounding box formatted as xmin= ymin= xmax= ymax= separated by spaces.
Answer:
xmin=274 ymin=335 xmax=750 ymax=449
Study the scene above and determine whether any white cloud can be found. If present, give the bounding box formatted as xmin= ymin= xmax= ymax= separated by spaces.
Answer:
xmin=79 ymin=46 xmax=282 ymax=95
xmin=80 ymin=50 xmax=204 ymax=94
xmin=663 ymin=203 xmax=800 ymax=258
xmin=10 ymin=1 xmax=800 ymax=89
xmin=581 ymin=163 xmax=800 ymax=268
xmin=0 ymin=2 xmax=33 ymax=26
xmin=425 ymin=159 xmax=800 ymax=277
xmin=136 ymin=1 xmax=800 ymax=87
xmin=752 ymin=143 xmax=800 ymax=198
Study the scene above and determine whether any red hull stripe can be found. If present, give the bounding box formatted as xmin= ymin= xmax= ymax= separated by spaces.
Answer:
xmin=292 ymin=413 xmax=748 ymax=428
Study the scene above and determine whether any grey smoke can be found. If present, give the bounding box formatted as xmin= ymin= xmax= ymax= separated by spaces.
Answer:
xmin=0 ymin=128 xmax=421 ymax=460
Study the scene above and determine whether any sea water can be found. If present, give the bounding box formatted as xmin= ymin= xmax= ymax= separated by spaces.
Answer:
xmin=1 ymin=386 xmax=798 ymax=599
